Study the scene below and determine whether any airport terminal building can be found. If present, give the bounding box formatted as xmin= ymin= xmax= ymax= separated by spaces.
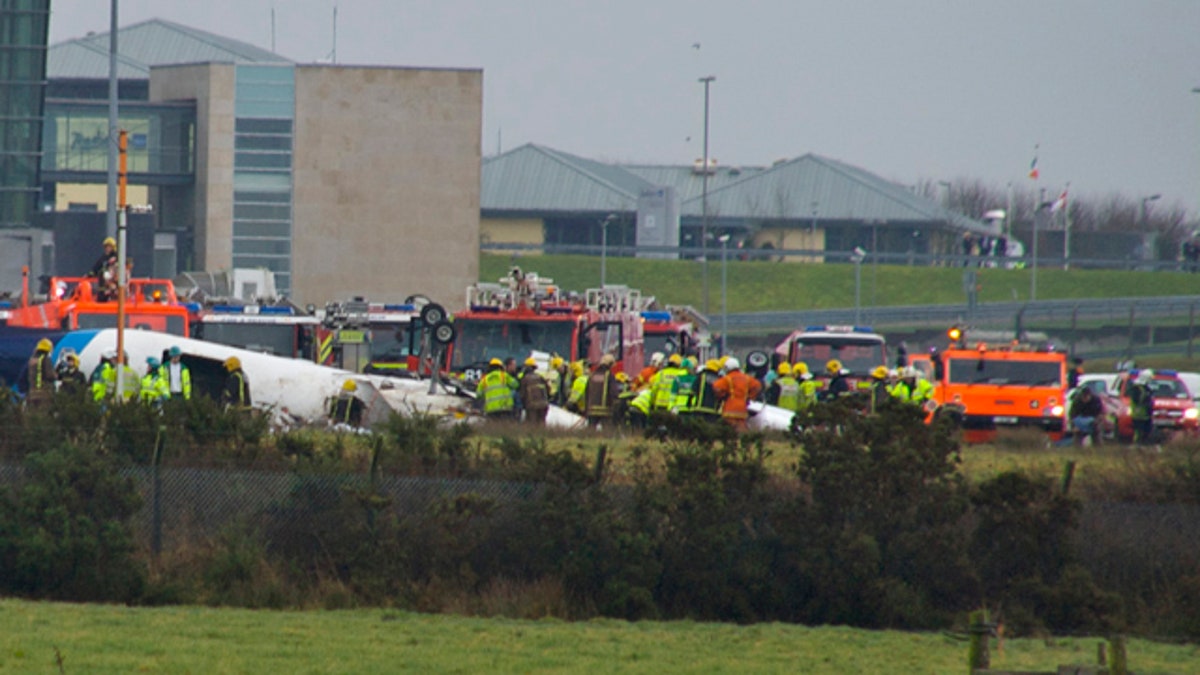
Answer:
xmin=4 ymin=16 xmax=481 ymax=308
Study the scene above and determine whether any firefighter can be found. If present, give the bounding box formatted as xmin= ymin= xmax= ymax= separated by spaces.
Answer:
xmin=649 ymin=353 xmax=687 ymax=412
xmin=330 ymin=379 xmax=367 ymax=427
xmin=889 ymin=367 xmax=915 ymax=401
xmin=910 ymin=368 xmax=935 ymax=404
xmin=542 ymin=355 xmax=565 ymax=405
xmin=712 ymin=357 xmax=762 ymax=431
xmin=140 ymin=357 xmax=170 ymax=406
xmin=769 ymin=363 xmax=801 ymax=412
xmin=518 ymin=356 xmax=550 ymax=425
xmin=89 ymin=236 xmax=118 ymax=279
xmin=869 ymin=365 xmax=891 ymax=413
xmin=102 ymin=351 xmax=141 ymax=403
xmin=634 ymin=351 xmax=665 ymax=391
xmin=795 ymin=363 xmax=820 ymax=410
xmin=56 ymin=352 xmax=88 ymax=395
xmin=583 ymin=354 xmax=620 ymax=426
xmin=567 ymin=361 xmax=588 ymax=413
xmin=683 ymin=359 xmax=723 ymax=423
xmin=25 ymin=339 xmax=56 ymax=408
xmin=160 ymin=345 xmax=192 ymax=400
xmin=672 ymin=357 xmax=697 ymax=411
xmin=1129 ymin=369 xmax=1155 ymax=445
xmin=221 ymin=356 xmax=252 ymax=410
xmin=823 ymin=359 xmax=850 ymax=400
xmin=477 ymin=357 xmax=518 ymax=420
xmin=91 ymin=351 xmax=116 ymax=402
xmin=625 ymin=385 xmax=652 ymax=429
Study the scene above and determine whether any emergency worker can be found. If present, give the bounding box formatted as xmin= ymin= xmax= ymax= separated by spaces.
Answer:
xmin=583 ymin=354 xmax=621 ymax=426
xmin=672 ymin=357 xmax=697 ymax=411
xmin=542 ymin=356 xmax=565 ymax=405
xmin=57 ymin=352 xmax=88 ymax=395
xmin=625 ymin=385 xmax=652 ymax=429
xmin=909 ymin=367 xmax=935 ymax=404
xmin=102 ymin=352 xmax=140 ymax=403
xmin=769 ymin=363 xmax=801 ymax=412
xmin=330 ymin=379 xmax=367 ymax=427
xmin=1128 ymin=369 xmax=1155 ymax=445
xmin=567 ymin=361 xmax=588 ymax=412
xmin=89 ymin=236 xmax=119 ymax=290
xmin=824 ymin=360 xmax=850 ymax=400
xmin=160 ymin=345 xmax=192 ymax=400
xmin=869 ymin=366 xmax=891 ymax=413
xmin=140 ymin=357 xmax=169 ymax=406
xmin=649 ymin=353 xmax=687 ymax=412
xmin=477 ymin=357 xmax=518 ymax=419
xmin=712 ymin=357 xmax=762 ymax=431
xmin=221 ymin=356 xmax=252 ymax=410
xmin=634 ymin=352 xmax=665 ymax=391
xmin=518 ymin=356 xmax=550 ymax=425
xmin=91 ymin=351 xmax=116 ymax=402
xmin=796 ymin=364 xmax=820 ymax=410
xmin=684 ymin=359 xmax=723 ymax=423
xmin=25 ymin=339 xmax=56 ymax=408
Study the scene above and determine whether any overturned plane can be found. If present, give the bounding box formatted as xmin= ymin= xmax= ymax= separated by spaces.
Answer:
xmin=52 ymin=329 xmax=585 ymax=429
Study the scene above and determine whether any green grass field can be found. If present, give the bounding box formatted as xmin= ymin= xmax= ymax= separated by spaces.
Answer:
xmin=2 ymin=599 xmax=1197 ymax=674
xmin=481 ymin=253 xmax=1200 ymax=313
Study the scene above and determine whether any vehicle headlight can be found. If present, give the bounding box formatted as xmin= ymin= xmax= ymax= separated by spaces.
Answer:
xmin=1048 ymin=405 xmax=1064 ymax=417
xmin=1185 ymin=407 xmax=1199 ymax=420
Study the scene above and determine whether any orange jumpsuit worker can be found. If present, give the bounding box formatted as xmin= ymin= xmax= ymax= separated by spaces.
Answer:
xmin=712 ymin=357 xmax=763 ymax=432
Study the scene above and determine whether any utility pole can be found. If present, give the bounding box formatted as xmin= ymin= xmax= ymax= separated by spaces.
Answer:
xmin=699 ymin=75 xmax=715 ymax=314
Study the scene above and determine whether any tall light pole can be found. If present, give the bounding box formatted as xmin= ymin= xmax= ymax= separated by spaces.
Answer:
xmin=719 ymin=234 xmax=730 ymax=356
xmin=699 ymin=75 xmax=715 ymax=314
xmin=851 ymin=246 xmax=866 ymax=325
xmin=600 ymin=213 xmax=615 ymax=287
xmin=1140 ymin=193 xmax=1161 ymax=229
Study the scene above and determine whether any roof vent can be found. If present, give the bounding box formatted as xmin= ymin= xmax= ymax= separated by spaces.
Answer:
xmin=692 ymin=158 xmax=717 ymax=175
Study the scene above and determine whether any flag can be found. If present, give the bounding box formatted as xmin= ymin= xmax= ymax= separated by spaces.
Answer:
xmin=1050 ymin=187 xmax=1068 ymax=213
xmin=1027 ymin=147 xmax=1040 ymax=180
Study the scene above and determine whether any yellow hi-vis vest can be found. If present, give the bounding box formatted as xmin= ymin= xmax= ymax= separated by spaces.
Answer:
xmin=776 ymin=376 xmax=800 ymax=411
xmin=477 ymin=369 xmax=516 ymax=414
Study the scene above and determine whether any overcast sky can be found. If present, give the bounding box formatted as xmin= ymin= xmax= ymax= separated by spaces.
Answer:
xmin=48 ymin=0 xmax=1200 ymax=218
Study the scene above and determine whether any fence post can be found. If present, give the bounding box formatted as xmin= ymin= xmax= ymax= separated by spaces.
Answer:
xmin=152 ymin=425 xmax=165 ymax=556
xmin=1189 ymin=302 xmax=1195 ymax=360
xmin=967 ymin=608 xmax=991 ymax=672
xmin=1109 ymin=634 xmax=1127 ymax=675
xmin=1126 ymin=305 xmax=1136 ymax=362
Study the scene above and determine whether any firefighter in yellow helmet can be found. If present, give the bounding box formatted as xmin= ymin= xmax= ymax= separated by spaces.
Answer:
xmin=330 ymin=378 xmax=367 ymax=427
xmin=648 ymin=352 xmax=687 ymax=412
xmin=824 ymin=359 xmax=850 ymax=400
xmin=221 ymin=356 xmax=252 ymax=410
xmin=682 ymin=358 xmax=723 ymax=422
xmin=25 ymin=338 xmax=56 ymax=408
xmin=795 ymin=362 xmax=820 ymax=410
xmin=767 ymin=362 xmax=800 ymax=412
xmin=567 ymin=360 xmax=589 ymax=413
xmin=518 ymin=356 xmax=550 ymax=424
xmin=476 ymin=357 xmax=518 ymax=419
xmin=869 ymin=365 xmax=891 ymax=413
xmin=542 ymin=355 xmax=566 ymax=405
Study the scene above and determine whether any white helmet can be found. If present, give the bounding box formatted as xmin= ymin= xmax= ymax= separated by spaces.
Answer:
xmin=1136 ymin=369 xmax=1154 ymax=384
xmin=724 ymin=357 xmax=740 ymax=371
xmin=650 ymin=352 xmax=665 ymax=367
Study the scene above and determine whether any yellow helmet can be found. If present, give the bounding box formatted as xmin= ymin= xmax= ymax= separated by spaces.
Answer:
xmin=102 ymin=236 xmax=116 ymax=248
xmin=524 ymin=356 xmax=537 ymax=368
xmin=777 ymin=362 xmax=792 ymax=376
xmin=224 ymin=356 xmax=241 ymax=371
xmin=550 ymin=356 xmax=564 ymax=369
xmin=826 ymin=359 xmax=843 ymax=375
xmin=65 ymin=353 xmax=79 ymax=364
xmin=35 ymin=338 xmax=52 ymax=352
xmin=705 ymin=359 xmax=721 ymax=371
xmin=871 ymin=365 xmax=889 ymax=380
xmin=571 ymin=361 xmax=585 ymax=377
xmin=489 ymin=358 xmax=503 ymax=367
xmin=668 ymin=353 xmax=683 ymax=366
xmin=615 ymin=371 xmax=630 ymax=383
xmin=793 ymin=362 xmax=809 ymax=376
xmin=342 ymin=379 xmax=357 ymax=392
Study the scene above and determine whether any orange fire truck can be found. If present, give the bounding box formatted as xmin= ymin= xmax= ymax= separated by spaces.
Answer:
xmin=6 ymin=271 xmax=190 ymax=336
xmin=911 ymin=327 xmax=1067 ymax=440
xmin=445 ymin=268 xmax=645 ymax=386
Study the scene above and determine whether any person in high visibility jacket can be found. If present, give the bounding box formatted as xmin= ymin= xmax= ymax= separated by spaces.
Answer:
xmin=869 ymin=365 xmax=891 ymax=414
xmin=221 ymin=356 xmax=252 ymax=410
xmin=25 ymin=338 xmax=56 ymax=408
xmin=683 ymin=358 xmax=723 ymax=422
xmin=624 ymin=387 xmax=652 ymax=428
xmin=476 ymin=357 xmax=518 ymax=419
xmin=634 ymin=351 xmax=664 ymax=391
xmin=567 ymin=361 xmax=588 ymax=413
xmin=56 ymin=352 xmax=89 ymax=395
xmin=583 ymin=354 xmax=621 ymax=425
xmin=889 ymin=368 xmax=914 ymax=401
xmin=91 ymin=351 xmax=116 ymax=402
xmin=542 ymin=355 xmax=565 ymax=405
xmin=160 ymin=345 xmax=192 ymax=400
xmin=330 ymin=379 xmax=367 ymax=427
xmin=794 ymin=363 xmax=820 ymax=410
xmin=140 ymin=357 xmax=170 ymax=406
xmin=768 ymin=363 xmax=801 ymax=412
xmin=101 ymin=351 xmax=141 ymax=403
xmin=648 ymin=353 xmax=687 ymax=412
xmin=910 ymin=368 xmax=935 ymax=404
xmin=671 ymin=357 xmax=697 ymax=411
xmin=712 ymin=357 xmax=762 ymax=431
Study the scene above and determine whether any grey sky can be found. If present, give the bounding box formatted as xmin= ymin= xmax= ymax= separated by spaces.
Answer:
xmin=49 ymin=0 xmax=1200 ymax=217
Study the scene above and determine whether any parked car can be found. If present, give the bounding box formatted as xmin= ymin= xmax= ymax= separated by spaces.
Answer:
xmin=1112 ymin=369 xmax=1200 ymax=441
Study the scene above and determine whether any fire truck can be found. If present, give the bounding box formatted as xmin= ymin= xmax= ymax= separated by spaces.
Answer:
xmin=190 ymin=304 xmax=319 ymax=359
xmin=6 ymin=271 xmax=190 ymax=336
xmin=910 ymin=327 xmax=1067 ymax=440
xmin=641 ymin=304 xmax=712 ymax=361
xmin=774 ymin=325 xmax=888 ymax=390
xmin=317 ymin=298 xmax=435 ymax=375
xmin=445 ymin=268 xmax=645 ymax=386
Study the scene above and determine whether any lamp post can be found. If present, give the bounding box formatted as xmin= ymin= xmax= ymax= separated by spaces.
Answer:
xmin=1140 ymin=193 xmax=1161 ymax=229
xmin=719 ymin=234 xmax=730 ymax=355
xmin=851 ymin=246 xmax=866 ymax=325
xmin=600 ymin=213 xmax=616 ymax=287
xmin=699 ymin=75 xmax=715 ymax=314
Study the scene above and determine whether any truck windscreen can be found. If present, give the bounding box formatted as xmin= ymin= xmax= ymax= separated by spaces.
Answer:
xmin=793 ymin=339 xmax=885 ymax=373
xmin=451 ymin=319 xmax=574 ymax=368
xmin=196 ymin=323 xmax=296 ymax=357
xmin=947 ymin=358 xmax=1062 ymax=386
xmin=370 ymin=323 xmax=415 ymax=361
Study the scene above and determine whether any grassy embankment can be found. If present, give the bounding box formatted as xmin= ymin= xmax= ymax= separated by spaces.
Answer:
xmin=480 ymin=253 xmax=1200 ymax=313
xmin=3 ymin=598 xmax=1197 ymax=674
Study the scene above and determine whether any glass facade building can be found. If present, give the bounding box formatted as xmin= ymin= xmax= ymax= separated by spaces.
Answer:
xmin=232 ymin=64 xmax=295 ymax=294
xmin=0 ymin=0 xmax=51 ymax=226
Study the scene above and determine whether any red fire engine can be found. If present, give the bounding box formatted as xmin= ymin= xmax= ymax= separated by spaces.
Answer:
xmin=7 ymin=271 xmax=190 ymax=336
xmin=641 ymin=305 xmax=712 ymax=361
xmin=445 ymin=268 xmax=645 ymax=386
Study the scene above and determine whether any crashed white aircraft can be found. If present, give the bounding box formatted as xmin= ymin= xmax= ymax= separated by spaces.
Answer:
xmin=53 ymin=329 xmax=586 ymax=429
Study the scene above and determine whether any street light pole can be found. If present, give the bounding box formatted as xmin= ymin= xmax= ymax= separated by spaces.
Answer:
xmin=1140 ymin=193 xmax=1161 ymax=229
xmin=851 ymin=246 xmax=866 ymax=325
xmin=719 ymin=234 xmax=730 ymax=356
xmin=699 ymin=75 xmax=715 ymax=314
xmin=600 ymin=213 xmax=615 ymax=287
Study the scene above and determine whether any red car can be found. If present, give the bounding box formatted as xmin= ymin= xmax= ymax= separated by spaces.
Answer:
xmin=1113 ymin=370 xmax=1200 ymax=441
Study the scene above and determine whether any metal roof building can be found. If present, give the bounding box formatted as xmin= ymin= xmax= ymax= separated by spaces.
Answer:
xmin=481 ymin=143 xmax=989 ymax=260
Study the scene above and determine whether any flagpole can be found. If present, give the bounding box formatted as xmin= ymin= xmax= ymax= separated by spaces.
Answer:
xmin=1032 ymin=187 xmax=1043 ymax=302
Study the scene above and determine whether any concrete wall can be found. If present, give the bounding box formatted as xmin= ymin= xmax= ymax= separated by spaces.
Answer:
xmin=149 ymin=63 xmax=236 ymax=272
xmin=291 ymin=65 xmax=482 ymax=309
xmin=481 ymin=217 xmax=543 ymax=252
